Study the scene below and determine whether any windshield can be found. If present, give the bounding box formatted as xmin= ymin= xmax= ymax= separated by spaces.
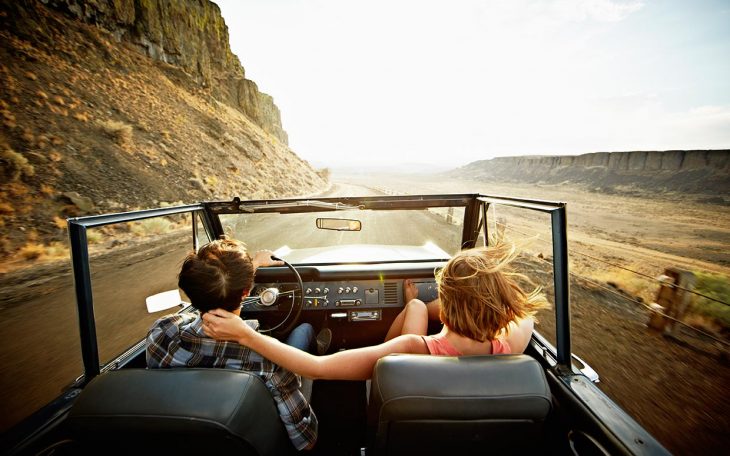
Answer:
xmin=219 ymin=207 xmax=466 ymax=264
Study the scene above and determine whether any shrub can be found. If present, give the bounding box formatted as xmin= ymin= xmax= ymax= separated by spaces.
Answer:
xmin=1 ymin=143 xmax=35 ymax=181
xmin=688 ymin=272 xmax=730 ymax=329
xmin=131 ymin=217 xmax=171 ymax=236
xmin=98 ymin=119 xmax=133 ymax=147
xmin=0 ymin=202 xmax=14 ymax=215
xmin=44 ymin=242 xmax=69 ymax=259
xmin=86 ymin=230 xmax=103 ymax=244
xmin=317 ymin=167 xmax=331 ymax=181
xmin=204 ymin=175 xmax=219 ymax=187
xmin=52 ymin=216 xmax=66 ymax=229
xmin=584 ymin=267 xmax=658 ymax=305
xmin=19 ymin=243 xmax=45 ymax=260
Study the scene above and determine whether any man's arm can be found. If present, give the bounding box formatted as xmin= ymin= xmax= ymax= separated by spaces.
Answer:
xmin=251 ymin=250 xmax=284 ymax=270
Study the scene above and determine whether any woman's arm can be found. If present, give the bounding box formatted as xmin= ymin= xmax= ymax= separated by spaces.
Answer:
xmin=203 ymin=309 xmax=429 ymax=380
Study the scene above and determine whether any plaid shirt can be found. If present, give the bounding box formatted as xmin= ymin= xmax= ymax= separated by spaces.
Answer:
xmin=146 ymin=312 xmax=317 ymax=450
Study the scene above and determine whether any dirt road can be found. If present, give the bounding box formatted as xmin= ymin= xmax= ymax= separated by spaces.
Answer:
xmin=0 ymin=232 xmax=191 ymax=431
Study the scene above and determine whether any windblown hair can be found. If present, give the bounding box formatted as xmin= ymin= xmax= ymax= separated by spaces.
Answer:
xmin=436 ymin=244 xmax=549 ymax=342
xmin=178 ymin=239 xmax=254 ymax=313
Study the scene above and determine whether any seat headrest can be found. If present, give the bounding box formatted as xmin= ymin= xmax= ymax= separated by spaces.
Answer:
xmin=370 ymin=354 xmax=551 ymax=422
xmin=67 ymin=368 xmax=293 ymax=455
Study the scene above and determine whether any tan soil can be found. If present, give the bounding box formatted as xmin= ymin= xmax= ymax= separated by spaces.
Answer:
xmin=0 ymin=1 xmax=327 ymax=266
xmin=340 ymin=173 xmax=730 ymax=454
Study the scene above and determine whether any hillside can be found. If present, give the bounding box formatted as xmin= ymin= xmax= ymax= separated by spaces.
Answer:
xmin=449 ymin=150 xmax=730 ymax=198
xmin=0 ymin=0 xmax=328 ymax=267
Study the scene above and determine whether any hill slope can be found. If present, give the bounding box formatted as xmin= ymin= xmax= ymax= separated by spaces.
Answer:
xmin=0 ymin=0 xmax=328 ymax=264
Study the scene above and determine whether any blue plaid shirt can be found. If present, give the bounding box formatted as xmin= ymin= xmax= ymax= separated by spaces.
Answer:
xmin=146 ymin=312 xmax=317 ymax=450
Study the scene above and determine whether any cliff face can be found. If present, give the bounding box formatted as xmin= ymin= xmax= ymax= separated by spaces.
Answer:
xmin=39 ymin=0 xmax=288 ymax=143
xmin=0 ymin=0 xmax=327 ymax=261
xmin=452 ymin=150 xmax=730 ymax=195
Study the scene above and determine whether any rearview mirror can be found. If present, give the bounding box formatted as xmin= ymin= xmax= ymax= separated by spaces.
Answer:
xmin=316 ymin=218 xmax=362 ymax=231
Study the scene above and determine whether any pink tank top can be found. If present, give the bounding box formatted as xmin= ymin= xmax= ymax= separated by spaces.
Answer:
xmin=422 ymin=334 xmax=511 ymax=356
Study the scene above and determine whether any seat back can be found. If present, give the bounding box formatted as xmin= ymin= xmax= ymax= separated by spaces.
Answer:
xmin=66 ymin=368 xmax=295 ymax=455
xmin=369 ymin=354 xmax=551 ymax=455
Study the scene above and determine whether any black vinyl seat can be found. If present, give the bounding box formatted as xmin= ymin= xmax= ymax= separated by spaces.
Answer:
xmin=65 ymin=368 xmax=296 ymax=455
xmin=368 ymin=354 xmax=552 ymax=455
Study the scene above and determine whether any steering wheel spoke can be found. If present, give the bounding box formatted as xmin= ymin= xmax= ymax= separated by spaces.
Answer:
xmin=256 ymin=258 xmax=303 ymax=337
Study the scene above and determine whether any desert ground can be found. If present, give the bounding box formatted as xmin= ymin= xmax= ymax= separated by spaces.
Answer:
xmin=339 ymin=173 xmax=730 ymax=454
xmin=1 ymin=175 xmax=728 ymax=454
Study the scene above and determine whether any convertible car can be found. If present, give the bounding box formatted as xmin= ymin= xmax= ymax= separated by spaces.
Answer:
xmin=2 ymin=193 xmax=668 ymax=455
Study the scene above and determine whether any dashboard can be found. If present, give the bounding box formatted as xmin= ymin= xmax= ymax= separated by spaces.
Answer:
xmin=246 ymin=262 xmax=442 ymax=326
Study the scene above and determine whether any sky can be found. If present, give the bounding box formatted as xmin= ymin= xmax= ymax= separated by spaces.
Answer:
xmin=214 ymin=0 xmax=730 ymax=168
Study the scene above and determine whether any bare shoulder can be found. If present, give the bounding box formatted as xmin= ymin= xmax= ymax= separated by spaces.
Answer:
xmin=387 ymin=334 xmax=429 ymax=354
xmin=506 ymin=318 xmax=535 ymax=353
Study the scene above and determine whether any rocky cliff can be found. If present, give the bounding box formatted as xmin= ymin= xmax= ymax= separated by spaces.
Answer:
xmin=38 ymin=0 xmax=288 ymax=143
xmin=0 ymin=0 xmax=327 ymax=264
xmin=450 ymin=150 xmax=730 ymax=196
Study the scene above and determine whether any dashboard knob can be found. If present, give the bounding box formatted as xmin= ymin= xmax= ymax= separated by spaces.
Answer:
xmin=315 ymin=287 xmax=321 ymax=294
xmin=323 ymin=288 xmax=330 ymax=294
xmin=338 ymin=287 xmax=344 ymax=293
xmin=352 ymin=287 xmax=358 ymax=293
xmin=345 ymin=287 xmax=351 ymax=293
xmin=306 ymin=288 xmax=313 ymax=294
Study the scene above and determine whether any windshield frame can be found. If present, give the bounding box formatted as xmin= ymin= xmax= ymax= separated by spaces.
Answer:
xmin=66 ymin=193 xmax=572 ymax=384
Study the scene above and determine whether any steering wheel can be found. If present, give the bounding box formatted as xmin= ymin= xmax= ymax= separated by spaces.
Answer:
xmin=256 ymin=256 xmax=304 ymax=337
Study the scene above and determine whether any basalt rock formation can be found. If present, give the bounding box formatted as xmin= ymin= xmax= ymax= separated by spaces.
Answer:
xmin=451 ymin=150 xmax=730 ymax=197
xmin=0 ymin=0 xmax=327 ymax=261
xmin=39 ymin=0 xmax=288 ymax=143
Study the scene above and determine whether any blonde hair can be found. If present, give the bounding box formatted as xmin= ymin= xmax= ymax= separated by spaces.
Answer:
xmin=436 ymin=244 xmax=549 ymax=342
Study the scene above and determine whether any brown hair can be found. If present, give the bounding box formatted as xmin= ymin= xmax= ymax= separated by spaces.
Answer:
xmin=436 ymin=244 xmax=549 ymax=342
xmin=178 ymin=239 xmax=254 ymax=313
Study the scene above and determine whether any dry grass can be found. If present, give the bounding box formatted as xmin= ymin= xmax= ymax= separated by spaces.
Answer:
xmin=44 ymin=242 xmax=69 ymax=259
xmin=40 ymin=184 xmax=54 ymax=196
xmin=18 ymin=243 xmax=45 ymax=260
xmin=683 ymin=314 xmax=723 ymax=334
xmin=97 ymin=119 xmax=133 ymax=147
xmin=0 ymin=202 xmax=14 ymax=215
xmin=86 ymin=230 xmax=103 ymax=244
xmin=16 ymin=241 xmax=69 ymax=261
xmin=578 ymin=266 xmax=659 ymax=305
xmin=1 ymin=142 xmax=35 ymax=181
xmin=131 ymin=217 xmax=172 ymax=236
xmin=52 ymin=216 xmax=66 ymax=230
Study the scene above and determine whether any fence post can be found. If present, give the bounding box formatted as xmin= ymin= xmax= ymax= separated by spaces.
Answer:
xmin=648 ymin=267 xmax=696 ymax=334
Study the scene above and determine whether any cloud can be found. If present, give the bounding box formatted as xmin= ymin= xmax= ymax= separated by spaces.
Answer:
xmin=550 ymin=0 xmax=645 ymax=23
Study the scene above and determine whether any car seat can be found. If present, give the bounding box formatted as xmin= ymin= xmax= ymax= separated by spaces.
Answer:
xmin=368 ymin=354 xmax=552 ymax=455
xmin=65 ymin=368 xmax=297 ymax=455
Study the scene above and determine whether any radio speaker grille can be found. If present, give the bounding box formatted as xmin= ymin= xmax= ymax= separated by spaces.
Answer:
xmin=384 ymin=282 xmax=398 ymax=304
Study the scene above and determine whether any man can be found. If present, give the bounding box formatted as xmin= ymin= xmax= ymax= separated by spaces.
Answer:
xmin=146 ymin=238 xmax=324 ymax=451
